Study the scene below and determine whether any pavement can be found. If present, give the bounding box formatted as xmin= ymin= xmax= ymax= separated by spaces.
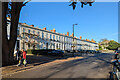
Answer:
xmin=2 ymin=53 xmax=114 ymax=79
xmin=2 ymin=53 xmax=85 ymax=77
xmin=2 ymin=54 xmax=62 ymax=76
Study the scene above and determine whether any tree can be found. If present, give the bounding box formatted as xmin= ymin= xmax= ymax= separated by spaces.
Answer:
xmin=99 ymin=38 xmax=108 ymax=43
xmin=2 ymin=0 xmax=30 ymax=66
xmin=107 ymin=40 xmax=120 ymax=50
xmin=69 ymin=0 xmax=94 ymax=10
xmin=99 ymin=45 xmax=102 ymax=50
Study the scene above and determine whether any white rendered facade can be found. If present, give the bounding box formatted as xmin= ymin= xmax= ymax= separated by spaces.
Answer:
xmin=10 ymin=23 xmax=98 ymax=51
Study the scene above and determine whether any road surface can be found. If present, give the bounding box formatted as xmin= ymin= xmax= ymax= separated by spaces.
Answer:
xmin=3 ymin=53 xmax=114 ymax=79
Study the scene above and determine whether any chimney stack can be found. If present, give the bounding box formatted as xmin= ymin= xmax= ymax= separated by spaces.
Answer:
xmin=44 ymin=27 xmax=46 ymax=30
xmin=30 ymin=25 xmax=34 ymax=27
xmin=80 ymin=36 xmax=82 ymax=39
xmin=50 ymin=30 xmax=53 ymax=32
xmin=43 ymin=27 xmax=46 ymax=30
xmin=67 ymin=32 xmax=69 ymax=36
xmin=53 ymin=29 xmax=56 ymax=32
xmin=91 ymin=39 xmax=96 ymax=43
xmin=91 ymin=39 xmax=94 ymax=42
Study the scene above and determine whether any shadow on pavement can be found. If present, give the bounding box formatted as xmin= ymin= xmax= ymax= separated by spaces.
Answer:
xmin=2 ymin=53 xmax=82 ymax=76
xmin=2 ymin=53 xmax=113 ymax=78
xmin=27 ymin=54 xmax=82 ymax=66
xmin=43 ymin=53 xmax=113 ymax=79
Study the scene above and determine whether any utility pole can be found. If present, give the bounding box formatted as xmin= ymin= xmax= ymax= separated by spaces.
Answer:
xmin=72 ymin=24 xmax=78 ymax=57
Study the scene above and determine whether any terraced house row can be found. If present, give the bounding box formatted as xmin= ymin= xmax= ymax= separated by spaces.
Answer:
xmin=7 ymin=20 xmax=98 ymax=51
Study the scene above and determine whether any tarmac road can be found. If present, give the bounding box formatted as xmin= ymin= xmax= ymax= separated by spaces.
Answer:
xmin=3 ymin=53 xmax=114 ymax=79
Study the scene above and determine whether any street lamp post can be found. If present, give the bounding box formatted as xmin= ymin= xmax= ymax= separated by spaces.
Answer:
xmin=72 ymin=24 xmax=78 ymax=57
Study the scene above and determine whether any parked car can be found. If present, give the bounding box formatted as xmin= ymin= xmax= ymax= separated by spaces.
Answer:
xmin=88 ymin=50 xmax=98 ymax=53
xmin=92 ymin=50 xmax=97 ymax=53
xmin=116 ymin=50 xmax=120 ymax=53
xmin=96 ymin=50 xmax=100 ymax=53
xmin=83 ymin=50 xmax=87 ymax=53
xmin=112 ymin=59 xmax=120 ymax=80
xmin=114 ymin=50 xmax=120 ymax=59
xmin=86 ymin=50 xmax=92 ymax=53
xmin=78 ymin=50 xmax=82 ymax=53
xmin=70 ymin=50 xmax=76 ymax=53
xmin=48 ymin=50 xmax=64 ymax=57
xmin=65 ymin=50 xmax=70 ymax=53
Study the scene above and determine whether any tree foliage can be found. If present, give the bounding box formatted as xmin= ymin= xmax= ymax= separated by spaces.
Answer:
xmin=107 ymin=40 xmax=120 ymax=50
xmin=69 ymin=1 xmax=94 ymax=10
xmin=99 ymin=38 xmax=108 ymax=43
xmin=99 ymin=45 xmax=102 ymax=50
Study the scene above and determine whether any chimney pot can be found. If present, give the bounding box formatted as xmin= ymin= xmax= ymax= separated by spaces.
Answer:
xmin=43 ymin=27 xmax=46 ymax=30
xmin=80 ymin=36 xmax=82 ymax=39
xmin=67 ymin=32 xmax=69 ymax=36
xmin=44 ymin=27 xmax=46 ymax=30
xmin=30 ymin=25 xmax=34 ymax=27
xmin=53 ymin=29 xmax=56 ymax=32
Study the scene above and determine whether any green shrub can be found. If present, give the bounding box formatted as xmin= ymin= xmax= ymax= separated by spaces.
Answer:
xmin=27 ymin=49 xmax=33 ymax=54
xmin=27 ymin=49 xmax=55 ymax=55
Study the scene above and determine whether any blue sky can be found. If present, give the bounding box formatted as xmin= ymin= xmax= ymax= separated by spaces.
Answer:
xmin=19 ymin=2 xmax=118 ymax=43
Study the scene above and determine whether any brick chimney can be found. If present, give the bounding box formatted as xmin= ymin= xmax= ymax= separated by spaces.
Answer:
xmin=67 ymin=32 xmax=69 ymax=36
xmin=43 ymin=27 xmax=46 ymax=30
xmin=91 ymin=39 xmax=94 ymax=42
xmin=80 ymin=36 xmax=82 ymax=39
xmin=53 ymin=29 xmax=56 ymax=32
xmin=50 ymin=30 xmax=53 ymax=32
xmin=91 ymin=39 xmax=96 ymax=43
xmin=44 ymin=27 xmax=46 ymax=30
xmin=86 ymin=39 xmax=88 ymax=41
xmin=30 ymin=25 xmax=34 ymax=27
